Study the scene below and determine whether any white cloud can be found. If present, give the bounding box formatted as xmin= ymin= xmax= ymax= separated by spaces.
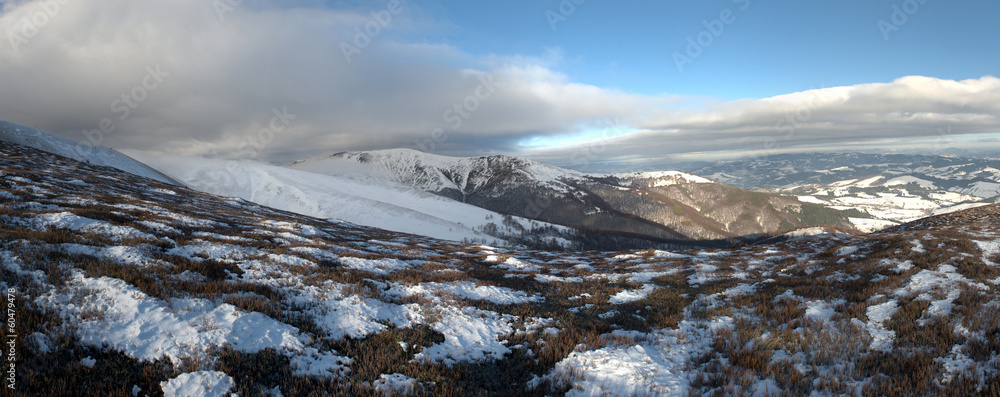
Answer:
xmin=528 ymin=75 xmax=1000 ymax=168
xmin=1 ymin=0 xmax=997 ymax=166
xmin=0 ymin=0 xmax=659 ymax=162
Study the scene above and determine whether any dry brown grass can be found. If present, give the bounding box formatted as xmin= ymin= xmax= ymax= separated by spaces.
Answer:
xmin=6 ymin=140 xmax=1000 ymax=396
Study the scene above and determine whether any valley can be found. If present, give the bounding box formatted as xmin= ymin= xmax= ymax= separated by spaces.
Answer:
xmin=686 ymin=152 xmax=1000 ymax=232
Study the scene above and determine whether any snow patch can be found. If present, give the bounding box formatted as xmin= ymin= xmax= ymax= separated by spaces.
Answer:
xmin=390 ymin=281 xmax=542 ymax=305
xmin=160 ymin=371 xmax=234 ymax=397
xmin=340 ymin=257 xmax=412 ymax=275
xmin=36 ymin=271 xmax=350 ymax=375
xmin=414 ymin=305 xmax=515 ymax=366
xmin=533 ymin=316 xmax=733 ymax=395
xmin=865 ymin=300 xmax=898 ymax=352
xmin=373 ymin=373 xmax=418 ymax=396
xmin=609 ymin=284 xmax=656 ymax=304
xmin=34 ymin=212 xmax=155 ymax=241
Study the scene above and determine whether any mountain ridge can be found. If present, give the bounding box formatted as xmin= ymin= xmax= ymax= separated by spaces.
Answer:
xmin=290 ymin=149 xmax=864 ymax=244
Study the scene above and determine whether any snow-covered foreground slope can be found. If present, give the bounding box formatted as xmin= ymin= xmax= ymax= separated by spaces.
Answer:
xmin=0 ymin=120 xmax=180 ymax=186
xmin=131 ymin=155 xmax=574 ymax=247
xmin=3 ymin=140 xmax=1000 ymax=395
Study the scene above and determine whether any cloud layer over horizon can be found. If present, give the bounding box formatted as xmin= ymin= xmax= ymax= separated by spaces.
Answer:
xmin=2 ymin=0 xmax=998 ymax=167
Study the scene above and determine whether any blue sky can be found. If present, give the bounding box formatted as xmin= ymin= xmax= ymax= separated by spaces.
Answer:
xmin=1 ymin=0 xmax=998 ymax=165
xmin=418 ymin=0 xmax=999 ymax=99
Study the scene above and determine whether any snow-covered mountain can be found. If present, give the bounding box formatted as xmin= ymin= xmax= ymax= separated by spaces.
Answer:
xmin=290 ymin=149 xmax=866 ymax=244
xmin=686 ymin=152 xmax=1000 ymax=231
xmin=135 ymin=155 xmax=577 ymax=249
xmin=289 ymin=149 xmax=712 ymax=201
xmin=787 ymin=175 xmax=989 ymax=230
xmin=289 ymin=149 xmax=595 ymax=201
xmin=687 ymin=152 xmax=1000 ymax=197
xmin=5 ymin=138 xmax=1000 ymax=396
xmin=0 ymin=120 xmax=181 ymax=186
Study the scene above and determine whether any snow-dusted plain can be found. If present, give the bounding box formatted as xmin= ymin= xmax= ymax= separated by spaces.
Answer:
xmin=3 ymin=140 xmax=1000 ymax=395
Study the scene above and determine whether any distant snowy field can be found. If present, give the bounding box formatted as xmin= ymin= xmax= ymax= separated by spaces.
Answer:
xmin=792 ymin=175 xmax=993 ymax=231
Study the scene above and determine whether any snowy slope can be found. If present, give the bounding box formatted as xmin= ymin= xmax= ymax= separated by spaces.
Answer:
xmin=0 ymin=120 xmax=180 ymax=186
xmin=950 ymin=181 xmax=1000 ymax=198
xmin=135 ymin=155 xmax=573 ymax=246
xmin=6 ymin=139 xmax=1000 ymax=396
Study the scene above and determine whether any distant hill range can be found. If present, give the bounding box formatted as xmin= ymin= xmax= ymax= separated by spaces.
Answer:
xmin=683 ymin=152 xmax=1000 ymax=230
xmin=289 ymin=149 xmax=863 ymax=248
xmin=686 ymin=152 xmax=1000 ymax=198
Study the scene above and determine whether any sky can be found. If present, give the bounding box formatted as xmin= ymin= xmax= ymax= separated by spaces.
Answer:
xmin=1 ymin=0 xmax=999 ymax=169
